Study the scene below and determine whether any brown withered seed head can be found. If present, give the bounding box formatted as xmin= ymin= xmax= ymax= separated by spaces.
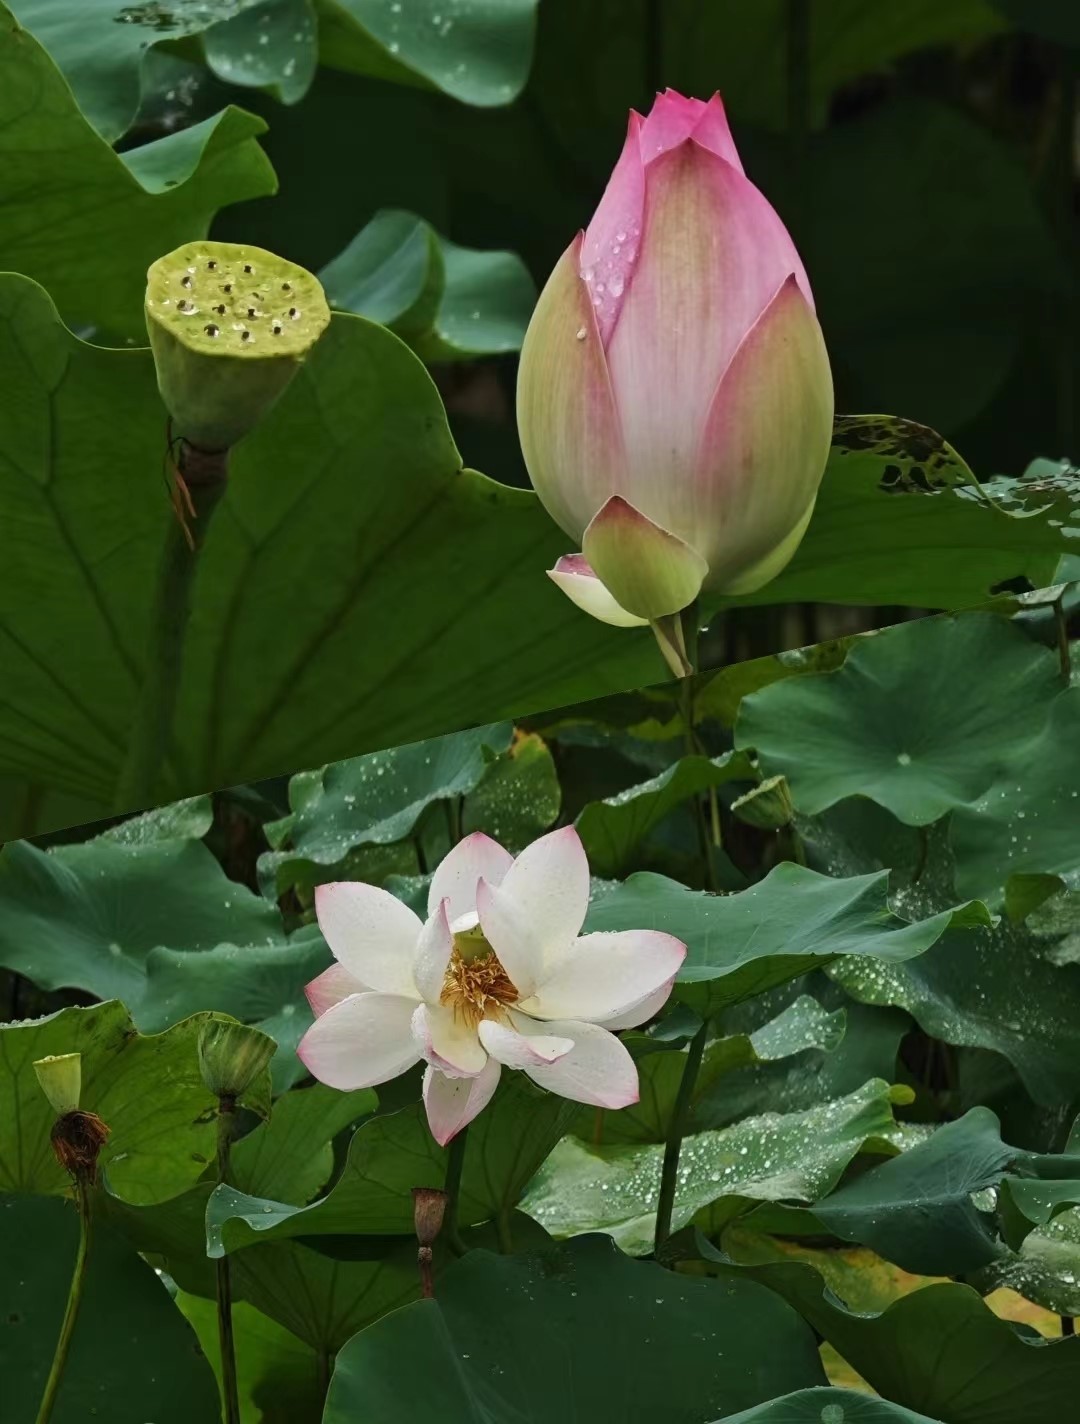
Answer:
xmin=50 ymin=1110 xmax=110 ymax=1183
xmin=412 ymin=1187 xmax=448 ymax=1246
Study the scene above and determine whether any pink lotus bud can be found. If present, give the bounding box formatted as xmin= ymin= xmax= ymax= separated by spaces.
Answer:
xmin=518 ymin=90 xmax=834 ymax=624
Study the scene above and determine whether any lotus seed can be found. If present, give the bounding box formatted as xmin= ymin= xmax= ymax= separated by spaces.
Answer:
xmin=282 ymin=281 xmax=292 ymax=292
xmin=243 ymin=263 xmax=254 ymax=274
xmin=207 ymin=259 xmax=217 ymax=270
xmin=214 ymin=303 xmax=226 ymax=315
xmin=288 ymin=307 xmax=300 ymax=318
xmin=241 ymin=330 xmax=253 ymax=342
xmin=181 ymin=275 xmax=192 ymax=288
xmin=223 ymin=283 xmax=233 ymax=293
xmin=204 ymin=324 xmax=219 ymax=337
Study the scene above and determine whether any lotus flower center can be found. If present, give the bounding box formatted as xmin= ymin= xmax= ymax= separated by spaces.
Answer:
xmin=441 ymin=914 xmax=518 ymax=1027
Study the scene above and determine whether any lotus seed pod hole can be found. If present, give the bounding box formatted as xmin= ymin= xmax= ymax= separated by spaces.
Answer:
xmin=145 ymin=241 xmax=330 ymax=359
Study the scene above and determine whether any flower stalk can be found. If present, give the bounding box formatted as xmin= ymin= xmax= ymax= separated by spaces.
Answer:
xmin=214 ymin=1095 xmax=242 ymax=1424
xmin=653 ymin=1020 xmax=707 ymax=1255
xmin=34 ymin=1056 xmax=108 ymax=1424
xmin=441 ymin=1125 xmax=469 ymax=1257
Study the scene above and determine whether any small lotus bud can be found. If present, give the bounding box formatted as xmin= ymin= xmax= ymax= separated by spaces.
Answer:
xmin=412 ymin=1187 xmax=449 ymax=1247
xmin=730 ymin=774 xmax=795 ymax=830
xmin=197 ymin=1018 xmax=276 ymax=1100
xmin=33 ymin=1053 xmax=82 ymax=1116
xmin=145 ymin=241 xmax=331 ymax=452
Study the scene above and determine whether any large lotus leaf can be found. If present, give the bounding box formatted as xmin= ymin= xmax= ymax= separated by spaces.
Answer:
xmin=0 ymin=834 xmax=283 ymax=1003
xmin=723 ymin=426 xmax=1080 ymax=613
xmin=832 ymin=913 xmax=1080 ymax=1109
xmin=813 ymin=1109 xmax=1016 ymax=1276
xmin=951 ymin=688 xmax=1080 ymax=915
xmin=0 ymin=6 xmax=275 ymax=336
xmin=461 ymin=729 xmax=561 ymax=849
xmin=0 ymin=1000 xmax=269 ymax=1203
xmin=737 ymin=613 xmax=1064 ymax=824
xmin=721 ymin=1392 xmax=944 ymax=1424
xmin=315 ymin=0 xmax=539 ymax=108
xmin=137 ymin=925 xmax=333 ymax=1092
xmin=976 ymin=1207 xmax=1080 ymax=1318
xmin=320 ymin=208 xmax=536 ymax=359
xmin=591 ymin=996 xmax=847 ymax=1148
xmin=673 ymin=1236 xmax=1080 ymax=1424
xmin=260 ymin=723 xmax=512 ymax=891
xmin=10 ymin=0 xmax=318 ymax=141
xmin=231 ymin=1081 xmax=376 ymax=1204
xmin=521 ymin=1080 xmax=900 ymax=1257
xmin=323 ymin=1235 xmax=826 ymax=1423
xmin=576 ymin=751 xmax=756 ymax=879
xmin=204 ymin=0 xmax=319 ymax=105
xmin=1 ymin=1194 xmax=220 ymax=1424
xmin=207 ymin=1072 xmax=577 ymax=1254
xmin=0 ymin=274 xmax=657 ymax=838
xmin=584 ymin=862 xmax=981 ymax=1018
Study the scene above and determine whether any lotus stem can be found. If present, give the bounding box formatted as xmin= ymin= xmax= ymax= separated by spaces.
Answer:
xmin=214 ymin=1097 xmax=242 ymax=1424
xmin=113 ymin=446 xmax=226 ymax=812
xmin=654 ymin=1021 xmax=707 ymax=1255
xmin=34 ymin=1177 xmax=92 ymax=1424
xmin=442 ymin=1126 xmax=469 ymax=1257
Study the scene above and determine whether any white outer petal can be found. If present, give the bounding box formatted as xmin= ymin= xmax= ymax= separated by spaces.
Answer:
xmin=509 ymin=1013 xmax=639 ymax=1109
xmin=297 ymin=992 xmax=420 ymax=1091
xmin=519 ymin=930 xmax=686 ymax=1024
xmin=413 ymin=899 xmax=454 ymax=1003
xmin=314 ymin=881 xmax=421 ymax=998
xmin=593 ymin=977 xmax=678 ymax=1031
xmin=426 ymin=833 xmax=514 ymax=922
xmin=423 ymin=1059 xmax=501 ymax=1146
xmin=477 ymin=1017 xmax=574 ymax=1069
xmin=304 ymin=962 xmax=367 ymax=1018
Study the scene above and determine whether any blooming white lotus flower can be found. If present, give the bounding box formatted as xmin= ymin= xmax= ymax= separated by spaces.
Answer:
xmin=297 ymin=826 xmax=686 ymax=1145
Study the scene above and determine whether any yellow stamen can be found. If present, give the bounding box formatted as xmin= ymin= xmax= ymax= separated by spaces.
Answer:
xmin=440 ymin=948 xmax=518 ymax=1027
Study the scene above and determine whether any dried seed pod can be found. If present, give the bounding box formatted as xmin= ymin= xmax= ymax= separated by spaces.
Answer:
xmin=50 ymin=1110 xmax=111 ymax=1184
xmin=145 ymin=241 xmax=331 ymax=452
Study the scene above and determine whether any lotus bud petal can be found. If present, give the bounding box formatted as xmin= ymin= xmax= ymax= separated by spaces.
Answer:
xmin=547 ymin=554 xmax=649 ymax=628
xmin=730 ymin=774 xmax=795 ymax=829
xmin=146 ymin=240 xmax=330 ymax=452
xmin=197 ymin=1017 xmax=276 ymax=1100
xmin=518 ymin=89 xmax=834 ymax=615
xmin=583 ymin=497 xmax=708 ymax=621
xmin=33 ymin=1053 xmax=82 ymax=1116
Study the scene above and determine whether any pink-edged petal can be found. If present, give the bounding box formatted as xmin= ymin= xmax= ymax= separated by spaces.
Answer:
xmin=423 ymin=1059 xmax=501 ymax=1146
xmin=477 ymin=1017 xmax=574 ymax=1069
xmin=426 ymin=832 xmax=514 ymax=924
xmin=639 ymin=89 xmax=742 ymax=173
xmin=297 ymin=992 xmax=420 ymax=1090
xmin=411 ymin=1003 xmax=488 ymax=1078
xmin=686 ymin=92 xmax=744 ymax=171
xmin=580 ymin=110 xmax=646 ymax=343
xmin=304 ymin=962 xmax=367 ymax=1018
xmin=516 ymin=234 xmax=627 ymax=544
xmin=314 ymin=881 xmax=420 ymax=999
xmin=547 ymin=554 xmax=649 ymax=629
xmin=605 ymin=143 xmax=812 ymax=546
xmin=594 ymin=976 xmax=678 ymax=1031
xmin=519 ymin=929 xmax=687 ymax=1024
xmin=413 ymin=899 xmax=454 ymax=1003
xmin=582 ymin=496 xmax=707 ymax=620
xmin=511 ymin=1014 xmax=639 ymax=1109
xmin=477 ymin=826 xmax=591 ymax=992
xmin=694 ymin=275 xmax=833 ymax=591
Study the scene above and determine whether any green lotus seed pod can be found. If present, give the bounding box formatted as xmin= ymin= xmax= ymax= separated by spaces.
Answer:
xmin=730 ymin=774 xmax=795 ymax=830
xmin=33 ymin=1052 xmax=82 ymax=1116
xmin=198 ymin=1017 xmax=276 ymax=1100
xmin=145 ymin=241 xmax=331 ymax=451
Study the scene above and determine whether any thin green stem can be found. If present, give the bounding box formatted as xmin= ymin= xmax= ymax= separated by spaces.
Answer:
xmin=442 ymin=1125 xmax=469 ymax=1256
xmin=654 ymin=1022 xmax=707 ymax=1256
xmin=215 ymin=1100 xmax=242 ymax=1424
xmin=114 ymin=447 xmax=227 ymax=811
xmin=35 ymin=1178 xmax=92 ymax=1424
